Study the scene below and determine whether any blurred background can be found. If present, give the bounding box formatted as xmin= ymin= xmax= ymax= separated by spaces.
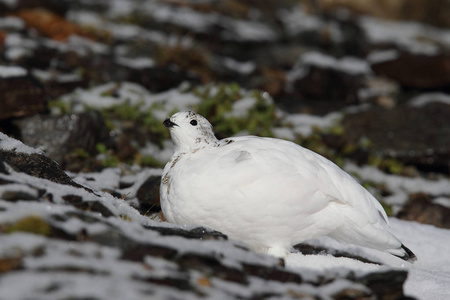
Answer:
xmin=0 ymin=0 xmax=449 ymax=223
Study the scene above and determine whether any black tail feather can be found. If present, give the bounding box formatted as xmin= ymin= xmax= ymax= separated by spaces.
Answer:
xmin=399 ymin=244 xmax=417 ymax=263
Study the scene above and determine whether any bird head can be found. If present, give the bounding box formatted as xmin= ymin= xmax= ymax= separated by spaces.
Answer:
xmin=163 ymin=111 xmax=218 ymax=153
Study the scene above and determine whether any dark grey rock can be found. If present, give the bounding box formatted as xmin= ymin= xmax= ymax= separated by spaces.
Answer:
xmin=62 ymin=194 xmax=115 ymax=217
xmin=143 ymin=225 xmax=228 ymax=241
xmin=0 ymin=147 xmax=95 ymax=194
xmin=136 ymin=175 xmax=161 ymax=215
xmin=342 ymin=102 xmax=450 ymax=174
xmin=16 ymin=111 xmax=110 ymax=168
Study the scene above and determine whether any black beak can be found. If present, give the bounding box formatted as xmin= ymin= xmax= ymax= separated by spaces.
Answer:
xmin=163 ymin=118 xmax=178 ymax=128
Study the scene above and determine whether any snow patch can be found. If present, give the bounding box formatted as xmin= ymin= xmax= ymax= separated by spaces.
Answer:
xmin=0 ymin=132 xmax=43 ymax=155
xmin=409 ymin=93 xmax=450 ymax=107
xmin=0 ymin=65 xmax=27 ymax=78
xmin=284 ymin=112 xmax=342 ymax=137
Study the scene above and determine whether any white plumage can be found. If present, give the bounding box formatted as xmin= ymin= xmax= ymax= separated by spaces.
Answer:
xmin=160 ymin=111 xmax=416 ymax=262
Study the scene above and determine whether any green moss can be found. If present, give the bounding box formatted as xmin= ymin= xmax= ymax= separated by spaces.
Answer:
xmin=368 ymin=155 xmax=405 ymax=175
xmin=193 ymin=83 xmax=276 ymax=137
xmin=71 ymin=148 xmax=91 ymax=159
xmin=48 ymin=99 xmax=72 ymax=114
xmin=7 ymin=216 xmax=51 ymax=236
xmin=327 ymin=124 xmax=345 ymax=136
xmin=96 ymin=143 xmax=120 ymax=167
xmin=109 ymin=99 xmax=143 ymax=121
xmin=140 ymin=155 xmax=164 ymax=168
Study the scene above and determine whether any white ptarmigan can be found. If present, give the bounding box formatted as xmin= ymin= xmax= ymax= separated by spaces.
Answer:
xmin=160 ymin=111 xmax=417 ymax=262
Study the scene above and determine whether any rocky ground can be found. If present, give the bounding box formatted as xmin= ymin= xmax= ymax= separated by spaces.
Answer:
xmin=0 ymin=0 xmax=449 ymax=299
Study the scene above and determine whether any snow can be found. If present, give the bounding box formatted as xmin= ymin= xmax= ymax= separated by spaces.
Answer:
xmin=284 ymin=112 xmax=342 ymax=137
xmin=287 ymin=218 xmax=450 ymax=300
xmin=32 ymin=69 xmax=82 ymax=83
xmin=59 ymin=81 xmax=203 ymax=121
xmin=0 ymin=16 xmax=24 ymax=29
xmin=344 ymin=162 xmax=450 ymax=213
xmin=221 ymin=19 xmax=278 ymax=42
xmin=278 ymin=7 xmax=323 ymax=36
xmin=360 ymin=16 xmax=450 ymax=55
xmin=433 ymin=197 xmax=450 ymax=209
xmin=409 ymin=93 xmax=450 ymax=107
xmin=222 ymin=57 xmax=256 ymax=75
xmin=226 ymin=97 xmax=257 ymax=118
xmin=367 ymin=49 xmax=400 ymax=64
xmin=143 ymin=2 xmax=219 ymax=33
xmin=287 ymin=52 xmax=371 ymax=88
xmin=115 ymin=56 xmax=156 ymax=69
xmin=300 ymin=52 xmax=371 ymax=75
xmin=0 ymin=65 xmax=27 ymax=78
xmin=0 ymin=132 xmax=43 ymax=154
xmin=140 ymin=140 xmax=174 ymax=163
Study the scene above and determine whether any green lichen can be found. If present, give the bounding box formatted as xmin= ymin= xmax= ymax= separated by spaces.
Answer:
xmin=137 ymin=154 xmax=165 ymax=168
xmin=48 ymin=99 xmax=72 ymax=115
xmin=369 ymin=156 xmax=405 ymax=175
xmin=7 ymin=216 xmax=51 ymax=236
xmin=96 ymin=143 xmax=120 ymax=167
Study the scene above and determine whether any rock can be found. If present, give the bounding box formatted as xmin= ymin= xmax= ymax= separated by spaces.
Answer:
xmin=286 ymin=52 xmax=369 ymax=114
xmin=0 ymin=0 xmax=70 ymax=16
xmin=308 ymin=0 xmax=450 ymax=28
xmin=123 ymin=65 xmax=202 ymax=93
xmin=0 ymin=184 xmax=40 ymax=202
xmin=294 ymin=243 xmax=382 ymax=265
xmin=397 ymin=193 xmax=450 ymax=229
xmin=136 ymin=176 xmax=161 ymax=215
xmin=0 ymin=142 xmax=94 ymax=194
xmin=357 ymin=270 xmax=409 ymax=300
xmin=371 ymin=52 xmax=450 ymax=89
xmin=342 ymin=102 xmax=450 ymax=174
xmin=62 ymin=195 xmax=115 ymax=218
xmin=16 ymin=111 xmax=110 ymax=168
xmin=0 ymin=73 xmax=46 ymax=120
xmin=143 ymin=225 xmax=228 ymax=241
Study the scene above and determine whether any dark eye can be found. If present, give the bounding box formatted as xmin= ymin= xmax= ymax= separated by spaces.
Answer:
xmin=190 ymin=120 xmax=198 ymax=126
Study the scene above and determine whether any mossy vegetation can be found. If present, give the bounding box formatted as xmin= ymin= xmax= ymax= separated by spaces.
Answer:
xmin=6 ymin=215 xmax=51 ymax=236
xmin=194 ymin=83 xmax=276 ymax=138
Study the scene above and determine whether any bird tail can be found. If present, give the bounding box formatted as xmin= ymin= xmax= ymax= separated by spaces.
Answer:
xmin=390 ymin=244 xmax=417 ymax=263
xmin=399 ymin=244 xmax=417 ymax=262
